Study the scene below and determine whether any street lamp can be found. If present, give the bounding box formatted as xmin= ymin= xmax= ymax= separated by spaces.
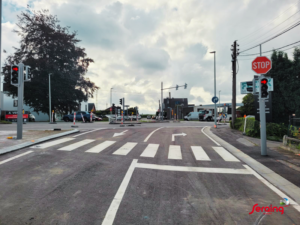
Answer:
xmin=210 ymin=51 xmax=217 ymax=127
xmin=49 ymin=73 xmax=52 ymax=123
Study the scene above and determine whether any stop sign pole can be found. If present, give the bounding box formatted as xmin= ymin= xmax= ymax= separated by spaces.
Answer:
xmin=251 ymin=45 xmax=272 ymax=156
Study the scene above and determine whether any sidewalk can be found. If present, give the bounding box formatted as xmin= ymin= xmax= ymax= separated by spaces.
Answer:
xmin=212 ymin=126 xmax=300 ymax=188
xmin=0 ymin=129 xmax=79 ymax=155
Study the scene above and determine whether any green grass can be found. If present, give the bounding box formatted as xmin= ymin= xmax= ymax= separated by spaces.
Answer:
xmin=0 ymin=120 xmax=12 ymax=124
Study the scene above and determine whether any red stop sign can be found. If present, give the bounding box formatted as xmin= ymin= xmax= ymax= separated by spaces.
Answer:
xmin=252 ymin=56 xmax=272 ymax=74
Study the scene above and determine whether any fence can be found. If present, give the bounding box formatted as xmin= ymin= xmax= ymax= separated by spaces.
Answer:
xmin=288 ymin=117 xmax=300 ymax=139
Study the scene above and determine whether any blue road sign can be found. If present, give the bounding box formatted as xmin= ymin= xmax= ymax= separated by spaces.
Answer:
xmin=212 ymin=96 xmax=219 ymax=103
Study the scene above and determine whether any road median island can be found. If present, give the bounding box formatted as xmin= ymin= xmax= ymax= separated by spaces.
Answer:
xmin=0 ymin=129 xmax=79 ymax=155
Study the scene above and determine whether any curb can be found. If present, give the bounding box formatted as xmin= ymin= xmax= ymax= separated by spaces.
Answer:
xmin=205 ymin=126 xmax=300 ymax=204
xmin=0 ymin=129 xmax=79 ymax=155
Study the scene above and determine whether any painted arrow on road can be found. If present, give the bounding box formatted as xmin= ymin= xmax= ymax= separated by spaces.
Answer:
xmin=113 ymin=130 xmax=128 ymax=137
xmin=172 ymin=133 xmax=187 ymax=141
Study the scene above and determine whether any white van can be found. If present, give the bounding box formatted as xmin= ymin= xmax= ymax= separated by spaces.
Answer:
xmin=184 ymin=112 xmax=200 ymax=121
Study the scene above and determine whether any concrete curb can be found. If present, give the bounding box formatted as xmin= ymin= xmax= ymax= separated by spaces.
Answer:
xmin=205 ymin=126 xmax=300 ymax=204
xmin=0 ymin=129 xmax=79 ymax=155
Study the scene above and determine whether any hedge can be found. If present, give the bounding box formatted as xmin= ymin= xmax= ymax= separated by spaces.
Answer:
xmin=231 ymin=118 xmax=287 ymax=139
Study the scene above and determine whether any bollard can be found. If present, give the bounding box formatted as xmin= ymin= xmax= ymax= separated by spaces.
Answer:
xmin=73 ymin=112 xmax=76 ymax=125
xmin=90 ymin=112 xmax=92 ymax=122
xmin=121 ymin=112 xmax=123 ymax=125
xmin=81 ymin=113 xmax=85 ymax=123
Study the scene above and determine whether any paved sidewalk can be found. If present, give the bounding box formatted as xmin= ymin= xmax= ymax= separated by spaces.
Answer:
xmin=212 ymin=126 xmax=300 ymax=188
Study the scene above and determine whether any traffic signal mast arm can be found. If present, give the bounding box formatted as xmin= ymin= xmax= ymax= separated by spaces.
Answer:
xmin=162 ymin=84 xmax=187 ymax=90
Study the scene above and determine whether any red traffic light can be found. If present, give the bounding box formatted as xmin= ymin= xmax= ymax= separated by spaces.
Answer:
xmin=261 ymin=79 xmax=267 ymax=85
xmin=12 ymin=66 xmax=18 ymax=71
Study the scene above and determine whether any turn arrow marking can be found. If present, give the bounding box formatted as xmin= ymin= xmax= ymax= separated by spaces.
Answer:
xmin=172 ymin=133 xmax=187 ymax=141
xmin=113 ymin=130 xmax=128 ymax=137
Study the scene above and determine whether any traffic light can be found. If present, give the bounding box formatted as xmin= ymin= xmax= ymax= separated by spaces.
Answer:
xmin=184 ymin=83 xmax=187 ymax=89
xmin=120 ymin=99 xmax=122 ymax=105
xmin=246 ymin=81 xmax=253 ymax=92
xmin=11 ymin=65 xmax=19 ymax=85
xmin=176 ymin=85 xmax=179 ymax=90
xmin=260 ymin=78 xmax=268 ymax=99
xmin=25 ymin=66 xmax=32 ymax=81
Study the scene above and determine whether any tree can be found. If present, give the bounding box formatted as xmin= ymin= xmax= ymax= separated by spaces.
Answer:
xmin=239 ymin=93 xmax=255 ymax=116
xmin=2 ymin=9 xmax=99 ymax=116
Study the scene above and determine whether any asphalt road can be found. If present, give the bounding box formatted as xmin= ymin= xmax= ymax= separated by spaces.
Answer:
xmin=0 ymin=123 xmax=300 ymax=224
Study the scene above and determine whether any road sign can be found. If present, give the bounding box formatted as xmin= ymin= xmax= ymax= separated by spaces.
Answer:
xmin=212 ymin=96 xmax=219 ymax=103
xmin=252 ymin=56 xmax=272 ymax=74
xmin=240 ymin=81 xmax=253 ymax=94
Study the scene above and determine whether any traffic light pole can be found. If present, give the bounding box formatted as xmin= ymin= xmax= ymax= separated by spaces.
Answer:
xmin=122 ymin=98 xmax=124 ymax=123
xmin=17 ymin=63 xmax=24 ymax=139
xmin=259 ymin=44 xmax=267 ymax=155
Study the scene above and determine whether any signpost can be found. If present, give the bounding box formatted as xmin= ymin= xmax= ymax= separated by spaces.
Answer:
xmin=212 ymin=96 xmax=219 ymax=103
xmin=251 ymin=57 xmax=272 ymax=74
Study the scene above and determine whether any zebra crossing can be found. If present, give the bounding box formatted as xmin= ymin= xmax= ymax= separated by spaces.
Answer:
xmin=30 ymin=138 xmax=240 ymax=162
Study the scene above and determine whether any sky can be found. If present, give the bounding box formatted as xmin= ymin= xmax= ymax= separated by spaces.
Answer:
xmin=1 ymin=0 xmax=300 ymax=114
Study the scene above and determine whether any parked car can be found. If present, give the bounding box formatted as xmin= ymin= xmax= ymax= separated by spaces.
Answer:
xmin=147 ymin=115 xmax=152 ymax=119
xmin=62 ymin=111 xmax=95 ymax=122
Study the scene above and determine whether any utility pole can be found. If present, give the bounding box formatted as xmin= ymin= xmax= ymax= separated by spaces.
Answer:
xmin=17 ymin=63 xmax=24 ymax=139
xmin=161 ymin=82 xmax=163 ymax=121
xmin=49 ymin=73 xmax=52 ymax=123
xmin=231 ymin=41 xmax=238 ymax=128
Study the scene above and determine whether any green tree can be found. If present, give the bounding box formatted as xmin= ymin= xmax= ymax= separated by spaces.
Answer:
xmin=239 ymin=93 xmax=255 ymax=116
xmin=2 ymin=9 xmax=99 ymax=116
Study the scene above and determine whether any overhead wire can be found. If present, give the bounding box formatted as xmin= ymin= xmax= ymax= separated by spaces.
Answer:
xmin=238 ymin=0 xmax=300 ymax=42
xmin=240 ymin=9 xmax=300 ymax=49
xmin=238 ymin=40 xmax=300 ymax=56
xmin=239 ymin=19 xmax=300 ymax=53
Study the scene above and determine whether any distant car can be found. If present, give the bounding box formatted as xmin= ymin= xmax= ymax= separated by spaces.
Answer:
xmin=62 ymin=111 xmax=95 ymax=122
xmin=147 ymin=115 xmax=151 ymax=119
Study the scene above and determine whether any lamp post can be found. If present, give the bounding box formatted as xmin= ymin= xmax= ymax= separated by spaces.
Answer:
xmin=219 ymin=90 xmax=221 ymax=114
xmin=210 ymin=51 xmax=217 ymax=127
xmin=49 ymin=73 xmax=52 ymax=123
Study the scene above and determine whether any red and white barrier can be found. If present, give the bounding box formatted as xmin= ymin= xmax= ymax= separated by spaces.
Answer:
xmin=73 ymin=112 xmax=76 ymax=125
xmin=137 ymin=114 xmax=139 ymax=122
xmin=81 ymin=113 xmax=85 ymax=123
xmin=121 ymin=112 xmax=123 ymax=125
xmin=51 ymin=111 xmax=54 ymax=123
xmin=90 ymin=112 xmax=92 ymax=122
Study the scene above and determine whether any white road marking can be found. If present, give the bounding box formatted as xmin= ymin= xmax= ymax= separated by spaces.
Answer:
xmin=171 ymin=133 xmax=187 ymax=141
xmin=212 ymin=147 xmax=240 ymax=162
xmin=58 ymin=139 xmax=95 ymax=151
xmin=72 ymin=128 xmax=106 ymax=137
xmin=140 ymin=144 xmax=159 ymax=158
xmin=143 ymin=127 xmax=164 ymax=142
xmin=136 ymin=163 xmax=251 ymax=174
xmin=168 ymin=145 xmax=182 ymax=160
xmin=85 ymin=141 xmax=116 ymax=153
xmin=113 ymin=142 xmax=137 ymax=155
xmin=191 ymin=146 xmax=211 ymax=161
xmin=0 ymin=151 xmax=33 ymax=165
xmin=102 ymin=159 xmax=138 ymax=225
xmin=30 ymin=138 xmax=74 ymax=149
xmin=113 ymin=130 xmax=128 ymax=137
xmin=244 ymin=165 xmax=300 ymax=213
xmin=201 ymin=126 xmax=221 ymax=146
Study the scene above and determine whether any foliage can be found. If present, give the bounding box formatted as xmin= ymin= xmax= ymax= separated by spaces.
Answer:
xmin=0 ymin=120 xmax=12 ymax=124
xmin=267 ymin=49 xmax=300 ymax=124
xmin=231 ymin=118 xmax=287 ymax=139
xmin=2 ymin=9 xmax=99 ymax=116
xmin=288 ymin=125 xmax=300 ymax=139
xmin=239 ymin=93 xmax=255 ymax=116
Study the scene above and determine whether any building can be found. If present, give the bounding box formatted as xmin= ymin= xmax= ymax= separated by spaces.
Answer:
xmin=163 ymin=97 xmax=188 ymax=120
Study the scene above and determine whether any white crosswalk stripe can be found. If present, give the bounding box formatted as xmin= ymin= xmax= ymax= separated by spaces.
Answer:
xmin=140 ymin=144 xmax=159 ymax=158
xmin=113 ymin=142 xmax=138 ymax=155
xmin=58 ymin=139 xmax=95 ymax=151
xmin=85 ymin=141 xmax=116 ymax=153
xmin=168 ymin=145 xmax=182 ymax=160
xmin=30 ymin=138 xmax=74 ymax=149
xmin=191 ymin=146 xmax=211 ymax=161
xmin=212 ymin=147 xmax=240 ymax=162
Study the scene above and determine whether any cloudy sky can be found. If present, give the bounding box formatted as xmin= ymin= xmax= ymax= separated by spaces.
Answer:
xmin=2 ymin=0 xmax=300 ymax=113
